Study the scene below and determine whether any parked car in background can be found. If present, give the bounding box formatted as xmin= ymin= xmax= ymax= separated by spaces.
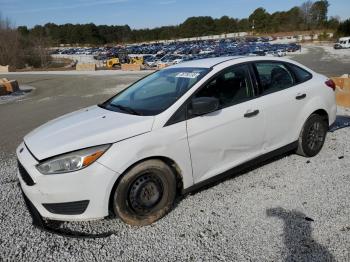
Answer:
xmin=17 ymin=57 xmax=336 ymax=226
xmin=54 ymin=38 xmax=302 ymax=65
xmin=334 ymin=37 xmax=350 ymax=49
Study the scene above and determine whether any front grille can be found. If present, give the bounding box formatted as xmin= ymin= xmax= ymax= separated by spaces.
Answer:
xmin=42 ymin=200 xmax=90 ymax=215
xmin=18 ymin=160 xmax=35 ymax=186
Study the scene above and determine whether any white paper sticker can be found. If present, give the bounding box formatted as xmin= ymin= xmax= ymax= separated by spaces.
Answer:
xmin=176 ymin=72 xmax=200 ymax=79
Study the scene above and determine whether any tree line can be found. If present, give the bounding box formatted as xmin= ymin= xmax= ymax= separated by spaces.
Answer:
xmin=15 ymin=0 xmax=346 ymax=45
xmin=0 ymin=14 xmax=50 ymax=68
xmin=1 ymin=0 xmax=349 ymax=69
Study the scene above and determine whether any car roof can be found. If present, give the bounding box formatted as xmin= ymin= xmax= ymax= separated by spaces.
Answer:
xmin=168 ymin=56 xmax=306 ymax=70
xmin=169 ymin=56 xmax=244 ymax=69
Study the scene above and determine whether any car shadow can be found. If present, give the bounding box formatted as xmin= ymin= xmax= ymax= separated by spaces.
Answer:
xmin=266 ymin=207 xmax=335 ymax=262
xmin=329 ymin=115 xmax=350 ymax=132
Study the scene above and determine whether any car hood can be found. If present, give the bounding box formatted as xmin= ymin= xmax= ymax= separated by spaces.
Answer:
xmin=24 ymin=105 xmax=154 ymax=160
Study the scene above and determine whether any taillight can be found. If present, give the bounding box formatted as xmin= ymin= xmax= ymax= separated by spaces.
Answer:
xmin=325 ymin=79 xmax=336 ymax=91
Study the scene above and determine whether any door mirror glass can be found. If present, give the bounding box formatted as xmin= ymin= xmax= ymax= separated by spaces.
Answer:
xmin=190 ymin=97 xmax=219 ymax=116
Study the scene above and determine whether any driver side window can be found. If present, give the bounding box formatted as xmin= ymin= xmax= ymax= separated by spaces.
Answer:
xmin=194 ymin=64 xmax=254 ymax=109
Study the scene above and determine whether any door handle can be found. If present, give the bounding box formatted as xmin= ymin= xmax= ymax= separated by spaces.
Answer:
xmin=296 ymin=93 xmax=306 ymax=100
xmin=244 ymin=109 xmax=259 ymax=118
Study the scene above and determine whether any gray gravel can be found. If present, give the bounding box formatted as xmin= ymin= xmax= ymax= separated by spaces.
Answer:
xmin=1 ymin=48 xmax=350 ymax=261
xmin=0 ymin=108 xmax=350 ymax=261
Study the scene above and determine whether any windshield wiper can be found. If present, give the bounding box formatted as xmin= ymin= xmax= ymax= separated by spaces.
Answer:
xmin=109 ymin=104 xmax=142 ymax=116
xmin=98 ymin=103 xmax=106 ymax=109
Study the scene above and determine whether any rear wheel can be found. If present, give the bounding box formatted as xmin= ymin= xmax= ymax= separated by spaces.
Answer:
xmin=112 ymin=159 xmax=176 ymax=226
xmin=296 ymin=114 xmax=328 ymax=157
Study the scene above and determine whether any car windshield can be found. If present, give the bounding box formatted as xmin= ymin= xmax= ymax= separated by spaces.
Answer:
xmin=100 ymin=67 xmax=209 ymax=116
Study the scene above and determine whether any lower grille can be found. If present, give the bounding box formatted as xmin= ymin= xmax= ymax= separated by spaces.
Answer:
xmin=18 ymin=160 xmax=35 ymax=186
xmin=43 ymin=200 xmax=90 ymax=215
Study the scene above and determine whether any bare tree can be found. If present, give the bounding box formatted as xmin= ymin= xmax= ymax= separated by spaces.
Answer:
xmin=300 ymin=1 xmax=314 ymax=30
xmin=0 ymin=13 xmax=50 ymax=69
xmin=31 ymin=35 xmax=50 ymax=68
xmin=0 ymin=14 xmax=22 ymax=67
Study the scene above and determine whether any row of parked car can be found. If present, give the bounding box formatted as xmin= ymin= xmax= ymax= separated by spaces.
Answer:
xmin=138 ymin=40 xmax=301 ymax=67
xmin=51 ymin=38 xmax=301 ymax=68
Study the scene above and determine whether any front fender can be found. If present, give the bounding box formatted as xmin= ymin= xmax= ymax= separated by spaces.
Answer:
xmin=97 ymin=122 xmax=194 ymax=190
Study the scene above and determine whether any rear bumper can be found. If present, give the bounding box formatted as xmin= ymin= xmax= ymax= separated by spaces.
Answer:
xmin=17 ymin=142 xmax=120 ymax=221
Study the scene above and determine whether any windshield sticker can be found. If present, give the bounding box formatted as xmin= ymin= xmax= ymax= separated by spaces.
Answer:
xmin=176 ymin=72 xmax=200 ymax=79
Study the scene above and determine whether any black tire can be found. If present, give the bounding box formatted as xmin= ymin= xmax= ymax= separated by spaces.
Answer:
xmin=112 ymin=159 xmax=176 ymax=226
xmin=296 ymin=114 xmax=328 ymax=157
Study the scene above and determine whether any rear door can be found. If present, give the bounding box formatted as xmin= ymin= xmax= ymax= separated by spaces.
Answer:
xmin=186 ymin=64 xmax=266 ymax=183
xmin=252 ymin=61 xmax=311 ymax=152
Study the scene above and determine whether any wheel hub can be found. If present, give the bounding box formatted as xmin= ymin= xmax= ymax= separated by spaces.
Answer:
xmin=307 ymin=122 xmax=324 ymax=150
xmin=128 ymin=174 xmax=163 ymax=214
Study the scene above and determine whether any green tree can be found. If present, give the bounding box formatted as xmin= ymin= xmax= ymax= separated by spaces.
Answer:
xmin=311 ymin=0 xmax=329 ymax=28
xmin=326 ymin=16 xmax=340 ymax=30
xmin=337 ymin=19 xmax=350 ymax=36
xmin=249 ymin=8 xmax=271 ymax=33
xmin=180 ymin=16 xmax=216 ymax=37
xmin=237 ymin=18 xmax=250 ymax=31
xmin=215 ymin=16 xmax=238 ymax=34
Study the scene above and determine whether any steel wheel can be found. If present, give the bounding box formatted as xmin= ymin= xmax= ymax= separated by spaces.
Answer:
xmin=113 ymin=159 xmax=176 ymax=226
xmin=128 ymin=173 xmax=164 ymax=215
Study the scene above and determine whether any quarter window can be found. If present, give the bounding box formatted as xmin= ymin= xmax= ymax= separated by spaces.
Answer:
xmin=194 ymin=64 xmax=254 ymax=109
xmin=288 ymin=64 xmax=312 ymax=83
xmin=255 ymin=62 xmax=295 ymax=95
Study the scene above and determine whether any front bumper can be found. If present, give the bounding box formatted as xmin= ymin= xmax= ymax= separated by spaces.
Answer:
xmin=17 ymin=142 xmax=120 ymax=221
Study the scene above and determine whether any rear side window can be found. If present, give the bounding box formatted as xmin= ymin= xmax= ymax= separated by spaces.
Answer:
xmin=288 ymin=64 xmax=312 ymax=83
xmin=255 ymin=62 xmax=295 ymax=95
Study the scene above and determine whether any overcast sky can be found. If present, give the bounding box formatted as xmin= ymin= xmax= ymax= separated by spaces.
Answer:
xmin=1 ymin=0 xmax=349 ymax=29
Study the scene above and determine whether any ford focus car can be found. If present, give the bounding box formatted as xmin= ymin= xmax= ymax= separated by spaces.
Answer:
xmin=17 ymin=56 xmax=336 ymax=226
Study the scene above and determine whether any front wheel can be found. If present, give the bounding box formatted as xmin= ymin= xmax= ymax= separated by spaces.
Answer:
xmin=296 ymin=114 xmax=328 ymax=157
xmin=112 ymin=159 xmax=176 ymax=226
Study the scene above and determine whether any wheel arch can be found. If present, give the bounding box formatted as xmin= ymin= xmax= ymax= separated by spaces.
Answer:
xmin=311 ymin=109 xmax=329 ymax=125
xmin=108 ymin=156 xmax=184 ymax=214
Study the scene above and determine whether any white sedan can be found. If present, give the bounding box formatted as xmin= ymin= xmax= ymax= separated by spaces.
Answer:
xmin=17 ymin=56 xmax=337 ymax=226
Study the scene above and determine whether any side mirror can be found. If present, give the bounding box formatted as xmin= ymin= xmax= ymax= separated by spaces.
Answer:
xmin=190 ymin=97 xmax=219 ymax=116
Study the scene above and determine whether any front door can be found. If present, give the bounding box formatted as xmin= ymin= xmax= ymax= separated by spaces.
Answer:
xmin=186 ymin=64 xmax=266 ymax=183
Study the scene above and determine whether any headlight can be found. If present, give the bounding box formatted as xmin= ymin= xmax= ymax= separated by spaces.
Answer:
xmin=36 ymin=144 xmax=111 ymax=175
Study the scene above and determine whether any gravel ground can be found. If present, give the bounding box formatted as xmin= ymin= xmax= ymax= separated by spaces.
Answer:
xmin=1 ymin=47 xmax=350 ymax=261
xmin=0 ymin=107 xmax=349 ymax=261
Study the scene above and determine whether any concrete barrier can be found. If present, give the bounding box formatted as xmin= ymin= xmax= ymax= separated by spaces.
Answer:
xmin=4 ymin=80 xmax=20 ymax=93
xmin=332 ymin=75 xmax=350 ymax=108
xmin=121 ymin=64 xmax=142 ymax=71
xmin=0 ymin=79 xmax=20 ymax=94
xmin=0 ymin=65 xmax=15 ymax=72
xmin=76 ymin=63 xmax=96 ymax=71
xmin=336 ymin=90 xmax=350 ymax=107
xmin=0 ymin=84 xmax=7 ymax=95
xmin=332 ymin=76 xmax=350 ymax=92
